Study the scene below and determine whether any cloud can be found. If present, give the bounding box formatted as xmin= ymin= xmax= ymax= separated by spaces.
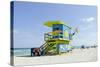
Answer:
xmin=87 ymin=17 xmax=95 ymax=22
xmin=81 ymin=17 xmax=95 ymax=22
xmin=79 ymin=17 xmax=96 ymax=31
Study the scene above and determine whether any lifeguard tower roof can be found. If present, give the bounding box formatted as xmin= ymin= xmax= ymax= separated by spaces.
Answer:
xmin=44 ymin=21 xmax=71 ymax=29
xmin=44 ymin=21 xmax=64 ymax=27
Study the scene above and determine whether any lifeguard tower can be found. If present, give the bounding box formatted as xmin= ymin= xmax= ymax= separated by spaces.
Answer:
xmin=40 ymin=21 xmax=74 ymax=55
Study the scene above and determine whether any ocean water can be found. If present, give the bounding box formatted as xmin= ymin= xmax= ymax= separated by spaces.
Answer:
xmin=12 ymin=48 xmax=31 ymax=56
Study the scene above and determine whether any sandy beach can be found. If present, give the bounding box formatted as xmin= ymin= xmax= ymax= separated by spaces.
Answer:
xmin=13 ymin=48 xmax=97 ymax=66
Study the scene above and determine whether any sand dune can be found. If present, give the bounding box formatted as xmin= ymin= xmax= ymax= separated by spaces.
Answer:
xmin=13 ymin=48 xmax=97 ymax=66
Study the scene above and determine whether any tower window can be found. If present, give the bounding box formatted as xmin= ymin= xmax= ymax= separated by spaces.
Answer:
xmin=55 ymin=28 xmax=59 ymax=30
xmin=60 ymin=36 xmax=63 ymax=38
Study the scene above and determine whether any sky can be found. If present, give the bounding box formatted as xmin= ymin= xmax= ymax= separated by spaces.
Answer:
xmin=12 ymin=1 xmax=97 ymax=48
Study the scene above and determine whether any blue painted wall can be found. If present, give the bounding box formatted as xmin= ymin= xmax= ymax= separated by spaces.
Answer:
xmin=52 ymin=24 xmax=71 ymax=40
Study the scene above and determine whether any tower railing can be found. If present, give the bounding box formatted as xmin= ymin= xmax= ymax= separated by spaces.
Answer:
xmin=44 ymin=30 xmax=70 ymax=41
